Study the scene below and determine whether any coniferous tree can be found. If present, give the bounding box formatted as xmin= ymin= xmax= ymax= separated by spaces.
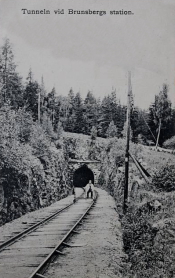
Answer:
xmin=148 ymin=84 xmax=172 ymax=147
xmin=59 ymin=96 xmax=72 ymax=130
xmin=65 ymin=88 xmax=75 ymax=132
xmin=0 ymin=38 xmax=24 ymax=108
xmin=97 ymin=93 xmax=126 ymax=138
xmin=97 ymin=96 xmax=112 ymax=137
xmin=53 ymin=96 xmax=61 ymax=132
xmin=114 ymin=102 xmax=127 ymax=137
xmin=84 ymin=91 xmax=97 ymax=134
xmin=40 ymin=76 xmax=47 ymax=119
xmin=106 ymin=120 xmax=118 ymax=138
xmin=169 ymin=108 xmax=175 ymax=138
xmin=47 ymin=87 xmax=56 ymax=125
xmin=24 ymin=69 xmax=39 ymax=120
xmin=72 ymin=92 xmax=84 ymax=133
xmin=131 ymin=109 xmax=152 ymax=144
xmin=109 ymin=90 xmax=118 ymax=123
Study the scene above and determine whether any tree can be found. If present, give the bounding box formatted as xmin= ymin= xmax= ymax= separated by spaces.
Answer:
xmin=40 ymin=76 xmax=46 ymax=104
xmin=130 ymin=108 xmax=151 ymax=144
xmin=106 ymin=121 xmax=118 ymax=138
xmin=58 ymin=95 xmax=72 ymax=130
xmin=56 ymin=121 xmax=63 ymax=139
xmin=90 ymin=125 xmax=97 ymax=140
xmin=24 ymin=69 xmax=40 ymax=121
xmin=40 ymin=76 xmax=47 ymax=120
xmin=97 ymin=92 xmax=126 ymax=138
xmin=149 ymin=84 xmax=172 ymax=147
xmin=72 ymin=92 xmax=85 ymax=133
xmin=83 ymin=91 xmax=98 ymax=134
xmin=0 ymin=38 xmax=24 ymax=108
xmin=64 ymin=88 xmax=75 ymax=132
xmin=47 ymin=87 xmax=56 ymax=125
xmin=97 ymin=96 xmax=112 ymax=137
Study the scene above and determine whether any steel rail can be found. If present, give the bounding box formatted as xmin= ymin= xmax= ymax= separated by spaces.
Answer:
xmin=28 ymin=193 xmax=98 ymax=278
xmin=0 ymin=191 xmax=84 ymax=253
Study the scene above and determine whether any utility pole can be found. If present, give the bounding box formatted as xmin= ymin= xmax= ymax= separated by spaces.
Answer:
xmin=123 ymin=71 xmax=132 ymax=213
xmin=38 ymin=88 xmax=41 ymax=124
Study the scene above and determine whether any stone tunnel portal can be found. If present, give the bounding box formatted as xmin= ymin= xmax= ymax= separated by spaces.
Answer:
xmin=73 ymin=165 xmax=94 ymax=188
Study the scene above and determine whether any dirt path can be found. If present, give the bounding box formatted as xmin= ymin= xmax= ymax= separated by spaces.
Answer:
xmin=45 ymin=188 xmax=125 ymax=278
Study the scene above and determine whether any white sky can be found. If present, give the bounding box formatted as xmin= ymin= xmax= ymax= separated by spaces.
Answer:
xmin=0 ymin=0 xmax=175 ymax=108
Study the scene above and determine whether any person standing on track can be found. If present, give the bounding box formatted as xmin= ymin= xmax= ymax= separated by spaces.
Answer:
xmin=85 ymin=180 xmax=95 ymax=199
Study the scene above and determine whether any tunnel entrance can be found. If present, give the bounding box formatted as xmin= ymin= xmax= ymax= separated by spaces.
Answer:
xmin=73 ymin=164 xmax=94 ymax=188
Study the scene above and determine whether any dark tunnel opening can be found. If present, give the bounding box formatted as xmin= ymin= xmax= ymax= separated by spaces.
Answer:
xmin=73 ymin=165 xmax=94 ymax=188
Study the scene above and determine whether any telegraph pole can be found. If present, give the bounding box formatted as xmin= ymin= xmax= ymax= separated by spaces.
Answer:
xmin=123 ymin=71 xmax=132 ymax=213
xmin=38 ymin=88 xmax=41 ymax=124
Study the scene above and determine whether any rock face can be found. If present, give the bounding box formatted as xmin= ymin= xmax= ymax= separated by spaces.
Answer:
xmin=0 ymin=146 xmax=71 ymax=226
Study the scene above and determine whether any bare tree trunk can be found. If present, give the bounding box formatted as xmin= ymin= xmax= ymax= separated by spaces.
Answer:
xmin=52 ymin=108 xmax=55 ymax=125
xmin=156 ymin=118 xmax=161 ymax=150
xmin=4 ymin=48 xmax=7 ymax=103
xmin=38 ymin=88 xmax=41 ymax=123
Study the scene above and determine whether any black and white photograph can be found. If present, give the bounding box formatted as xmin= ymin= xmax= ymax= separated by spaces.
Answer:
xmin=0 ymin=0 xmax=175 ymax=277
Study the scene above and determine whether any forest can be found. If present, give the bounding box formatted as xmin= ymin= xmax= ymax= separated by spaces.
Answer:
xmin=0 ymin=38 xmax=175 ymax=148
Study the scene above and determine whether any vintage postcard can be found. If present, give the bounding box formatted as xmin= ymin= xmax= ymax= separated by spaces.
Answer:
xmin=0 ymin=0 xmax=175 ymax=278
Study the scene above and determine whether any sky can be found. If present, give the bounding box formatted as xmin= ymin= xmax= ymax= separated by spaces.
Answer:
xmin=0 ymin=0 xmax=175 ymax=109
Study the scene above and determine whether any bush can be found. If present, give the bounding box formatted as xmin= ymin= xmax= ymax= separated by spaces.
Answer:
xmin=122 ymin=204 xmax=175 ymax=278
xmin=152 ymin=164 xmax=175 ymax=192
xmin=163 ymin=136 xmax=175 ymax=150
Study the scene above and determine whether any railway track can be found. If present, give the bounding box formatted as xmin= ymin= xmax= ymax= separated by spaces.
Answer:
xmin=0 ymin=191 xmax=97 ymax=278
xmin=0 ymin=190 xmax=84 ymax=253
